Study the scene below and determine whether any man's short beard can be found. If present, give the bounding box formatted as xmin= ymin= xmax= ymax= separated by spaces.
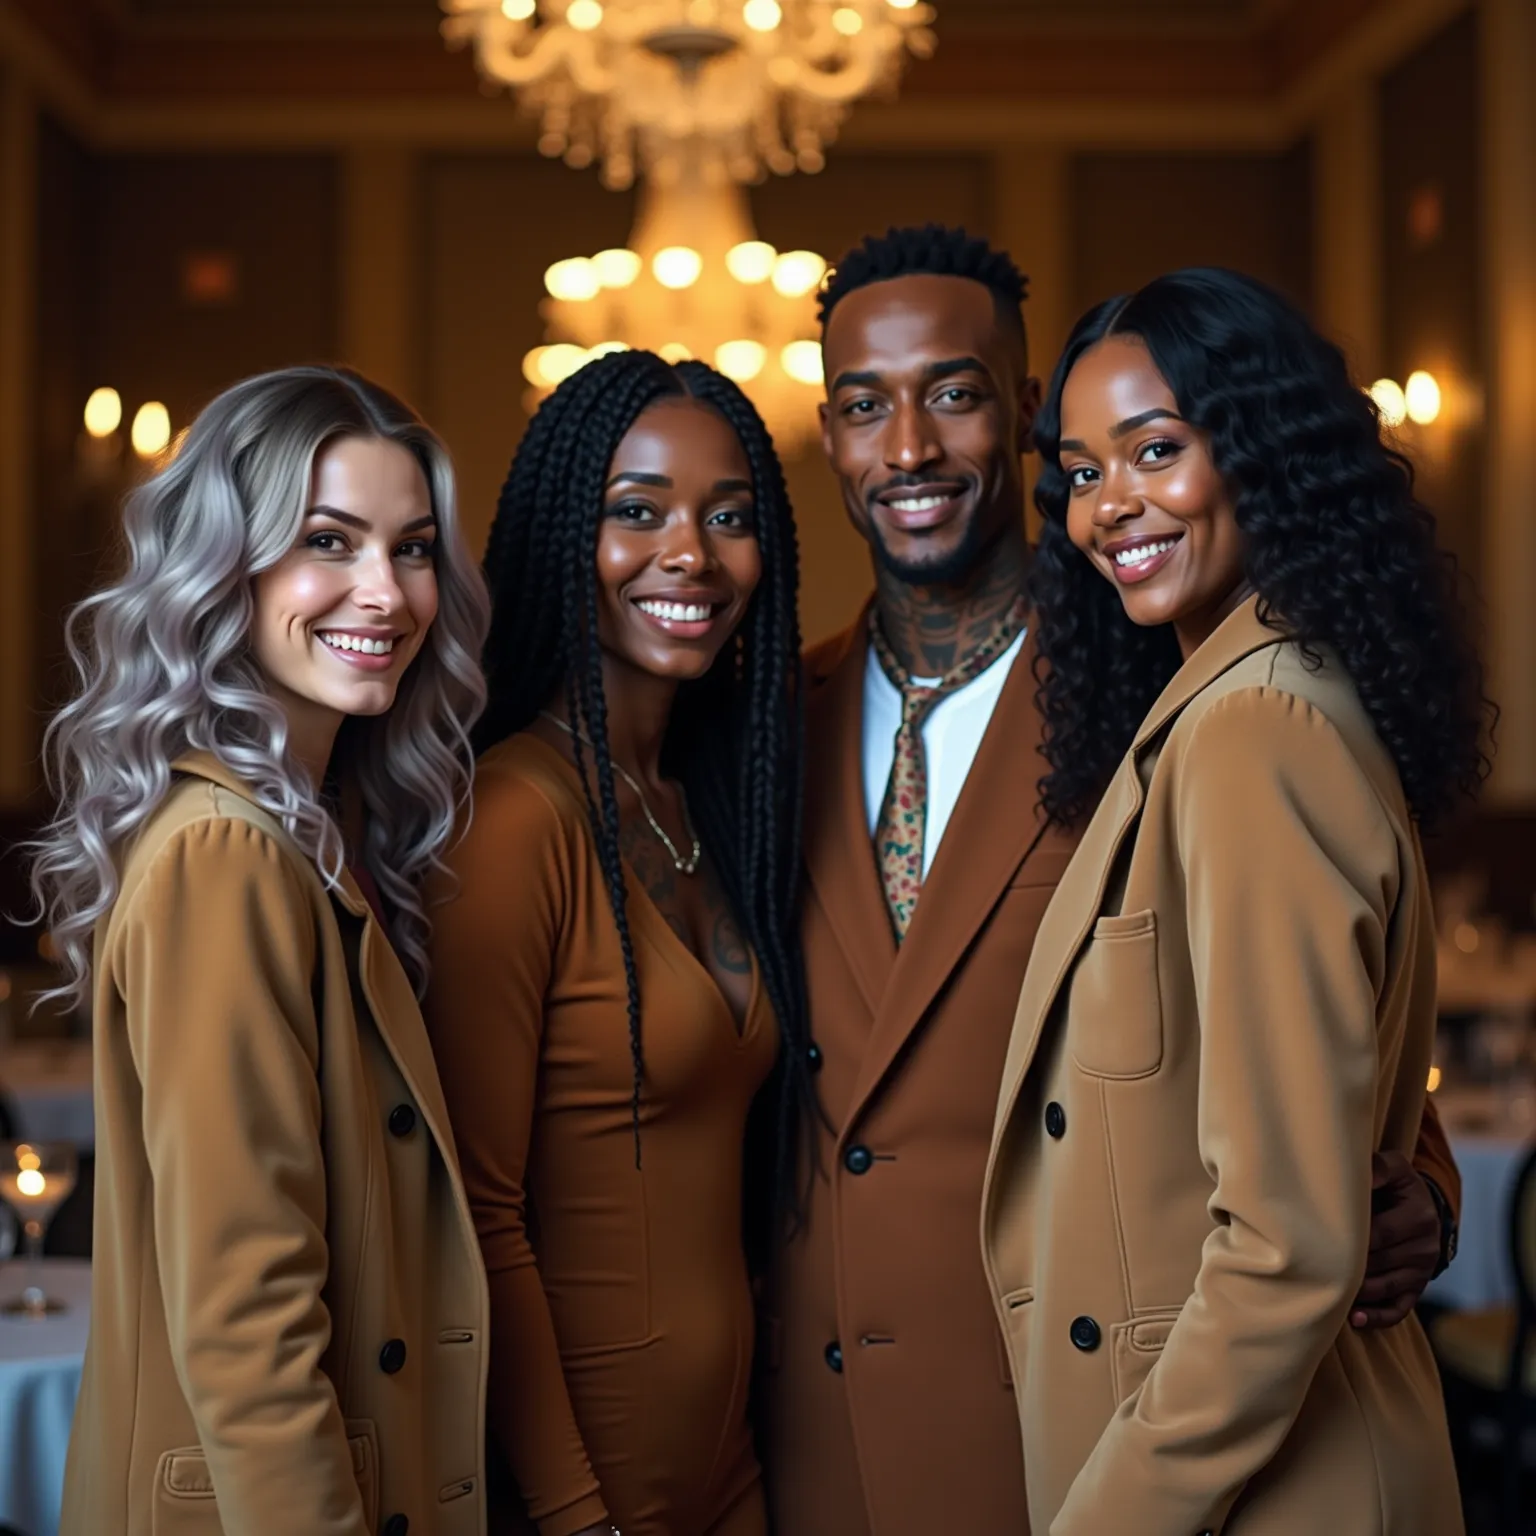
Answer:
xmin=869 ymin=505 xmax=994 ymax=589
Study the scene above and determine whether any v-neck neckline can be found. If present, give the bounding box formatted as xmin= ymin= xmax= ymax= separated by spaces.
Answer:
xmin=516 ymin=731 xmax=764 ymax=1042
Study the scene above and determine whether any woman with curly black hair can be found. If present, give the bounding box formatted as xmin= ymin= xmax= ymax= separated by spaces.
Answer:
xmin=982 ymin=268 xmax=1486 ymax=1535
xmin=423 ymin=349 xmax=809 ymax=1536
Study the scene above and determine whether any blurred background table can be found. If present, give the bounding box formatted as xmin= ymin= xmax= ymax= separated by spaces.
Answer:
xmin=0 ymin=1042 xmax=93 ymax=1149
xmin=0 ymin=1257 xmax=90 ymax=1536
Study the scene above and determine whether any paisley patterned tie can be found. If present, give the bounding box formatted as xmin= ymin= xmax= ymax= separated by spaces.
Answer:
xmin=869 ymin=595 xmax=1029 ymax=940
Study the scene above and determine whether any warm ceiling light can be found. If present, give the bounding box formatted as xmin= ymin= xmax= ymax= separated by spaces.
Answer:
xmin=587 ymin=340 xmax=629 ymax=359
xmin=832 ymin=7 xmax=864 ymax=35
xmin=534 ymin=343 xmax=591 ymax=385
xmin=501 ymin=0 xmax=535 ymax=17
xmin=593 ymin=248 xmax=642 ymax=288
xmin=716 ymin=340 xmax=768 ymax=381
xmin=566 ymin=0 xmax=603 ymax=29
xmin=1405 ymin=369 xmax=1442 ymax=425
xmin=743 ymin=0 xmax=783 ymax=30
xmin=545 ymin=257 xmax=602 ymax=301
xmin=1368 ymin=378 xmax=1407 ymax=428
xmin=83 ymin=387 xmax=122 ymax=438
xmin=888 ymin=0 xmax=918 ymax=7
xmin=659 ymin=343 xmax=693 ymax=364
xmin=654 ymin=246 xmax=704 ymax=289
xmin=781 ymin=340 xmax=824 ymax=386
xmin=771 ymin=250 xmax=827 ymax=298
xmin=131 ymin=402 xmax=171 ymax=458
xmin=726 ymin=241 xmax=778 ymax=285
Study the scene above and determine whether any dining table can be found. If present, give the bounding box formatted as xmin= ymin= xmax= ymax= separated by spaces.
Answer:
xmin=1422 ymin=1084 xmax=1533 ymax=1313
xmin=0 ymin=1257 xmax=90 ymax=1536
xmin=0 ymin=1040 xmax=94 ymax=1149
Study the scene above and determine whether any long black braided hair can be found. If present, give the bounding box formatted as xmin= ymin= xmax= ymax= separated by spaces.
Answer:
xmin=478 ymin=347 xmax=811 ymax=1255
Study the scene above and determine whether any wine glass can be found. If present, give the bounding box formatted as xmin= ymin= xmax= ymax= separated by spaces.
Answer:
xmin=0 ymin=1141 xmax=79 ymax=1317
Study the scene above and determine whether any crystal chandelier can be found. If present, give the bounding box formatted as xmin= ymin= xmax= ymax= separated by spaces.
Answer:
xmin=522 ymin=159 xmax=828 ymax=447
xmin=442 ymin=0 xmax=936 ymax=189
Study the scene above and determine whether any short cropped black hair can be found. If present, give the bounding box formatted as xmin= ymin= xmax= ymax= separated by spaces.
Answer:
xmin=817 ymin=223 xmax=1029 ymax=344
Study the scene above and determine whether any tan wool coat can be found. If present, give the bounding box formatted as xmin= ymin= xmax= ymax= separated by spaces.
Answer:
xmin=982 ymin=598 xmax=1463 ymax=1536
xmin=61 ymin=752 xmax=490 ymax=1536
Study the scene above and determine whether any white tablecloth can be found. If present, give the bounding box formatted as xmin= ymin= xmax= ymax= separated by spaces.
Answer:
xmin=0 ymin=1042 xmax=94 ymax=1149
xmin=0 ymin=1258 xmax=90 ymax=1536
xmin=1423 ymin=1132 xmax=1531 ymax=1312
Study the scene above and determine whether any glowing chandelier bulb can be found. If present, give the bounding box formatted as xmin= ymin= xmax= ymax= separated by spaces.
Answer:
xmin=715 ymin=340 xmax=768 ymax=382
xmin=1405 ymin=370 xmax=1442 ymax=425
xmin=659 ymin=343 xmax=693 ymax=364
xmin=535 ymin=343 xmax=592 ymax=385
xmin=888 ymin=0 xmax=919 ymax=7
xmin=654 ymin=246 xmax=704 ymax=289
xmin=500 ymin=0 xmax=535 ymax=17
xmin=832 ymin=7 xmax=864 ymax=35
xmin=593 ymin=248 xmax=642 ymax=288
xmin=83 ymin=387 xmax=122 ymax=438
xmin=726 ymin=241 xmax=778 ymax=284
xmin=743 ymin=0 xmax=783 ymax=30
xmin=565 ymin=0 xmax=603 ymax=31
xmin=1368 ymin=379 xmax=1407 ymax=428
xmin=771 ymin=250 xmax=828 ymax=298
xmin=545 ymin=257 xmax=602 ymax=301
xmin=781 ymin=340 xmax=824 ymax=386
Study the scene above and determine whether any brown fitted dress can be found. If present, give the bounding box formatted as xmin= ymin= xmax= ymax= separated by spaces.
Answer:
xmin=424 ymin=733 xmax=777 ymax=1536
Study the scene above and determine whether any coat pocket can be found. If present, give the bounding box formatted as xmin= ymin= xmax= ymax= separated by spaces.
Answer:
xmin=996 ymin=1286 xmax=1034 ymax=1389
xmin=150 ymin=1422 xmax=379 ymax=1536
xmin=1069 ymin=909 xmax=1163 ymax=1079
xmin=1108 ymin=1306 xmax=1182 ymax=1406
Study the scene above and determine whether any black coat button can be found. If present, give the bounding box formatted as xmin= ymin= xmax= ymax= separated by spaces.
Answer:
xmin=1045 ymin=1102 xmax=1066 ymax=1139
xmin=807 ymin=1042 xmax=823 ymax=1072
xmin=1069 ymin=1316 xmax=1101 ymax=1352
xmin=378 ymin=1338 xmax=407 ymax=1374
xmin=383 ymin=1517 xmax=409 ymax=1536
xmin=843 ymin=1145 xmax=874 ymax=1175
xmin=387 ymin=1104 xmax=417 ymax=1138
xmin=824 ymin=1340 xmax=843 ymax=1373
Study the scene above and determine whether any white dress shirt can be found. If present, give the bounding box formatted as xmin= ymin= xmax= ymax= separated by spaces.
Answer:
xmin=861 ymin=628 xmax=1028 ymax=880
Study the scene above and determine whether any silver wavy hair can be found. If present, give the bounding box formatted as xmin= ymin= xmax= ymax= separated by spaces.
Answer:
xmin=29 ymin=364 xmax=490 ymax=1005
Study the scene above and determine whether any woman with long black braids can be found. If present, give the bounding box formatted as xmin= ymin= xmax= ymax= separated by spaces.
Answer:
xmin=423 ymin=349 xmax=809 ymax=1536
xmin=982 ymin=268 xmax=1489 ymax=1534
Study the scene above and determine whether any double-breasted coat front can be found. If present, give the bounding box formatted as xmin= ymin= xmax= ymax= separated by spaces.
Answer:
xmin=61 ymin=753 xmax=490 ymax=1536
xmin=982 ymin=599 xmax=1463 ymax=1535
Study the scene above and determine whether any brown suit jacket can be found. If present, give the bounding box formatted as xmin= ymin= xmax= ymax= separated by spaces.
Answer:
xmin=982 ymin=600 xmax=1462 ymax=1535
xmin=764 ymin=607 xmax=1080 ymax=1536
xmin=61 ymin=753 xmax=489 ymax=1536
xmin=766 ymin=603 xmax=1461 ymax=1536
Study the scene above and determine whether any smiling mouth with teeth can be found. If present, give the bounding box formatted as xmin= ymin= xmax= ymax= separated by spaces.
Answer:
xmin=319 ymin=631 xmax=397 ymax=655
xmin=636 ymin=599 xmax=719 ymax=623
xmin=884 ymin=493 xmax=956 ymax=514
xmin=1113 ymin=537 xmax=1181 ymax=568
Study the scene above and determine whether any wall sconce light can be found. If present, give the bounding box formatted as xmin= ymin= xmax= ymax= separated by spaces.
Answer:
xmin=131 ymin=402 xmax=172 ymax=458
xmin=83 ymin=387 xmax=123 ymax=439
xmin=1368 ymin=370 xmax=1445 ymax=429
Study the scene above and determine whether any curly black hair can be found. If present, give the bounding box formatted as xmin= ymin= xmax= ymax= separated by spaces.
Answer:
xmin=478 ymin=348 xmax=811 ymax=1249
xmin=818 ymin=223 xmax=1029 ymax=348
xmin=1031 ymin=266 xmax=1492 ymax=830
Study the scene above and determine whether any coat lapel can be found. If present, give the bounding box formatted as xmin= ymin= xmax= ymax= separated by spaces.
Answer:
xmin=170 ymin=750 xmax=460 ymax=1162
xmin=847 ymin=626 xmax=1056 ymax=1122
xmin=803 ymin=611 xmax=898 ymax=1016
xmin=985 ymin=594 xmax=1286 ymax=1156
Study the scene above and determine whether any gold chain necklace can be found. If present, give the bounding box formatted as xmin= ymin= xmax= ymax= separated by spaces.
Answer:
xmin=538 ymin=711 xmax=701 ymax=876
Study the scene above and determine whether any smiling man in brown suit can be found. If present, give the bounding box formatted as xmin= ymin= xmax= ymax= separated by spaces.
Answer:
xmin=761 ymin=226 xmax=1464 ymax=1536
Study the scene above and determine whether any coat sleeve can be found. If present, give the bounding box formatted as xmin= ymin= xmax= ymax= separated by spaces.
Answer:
xmin=422 ymin=767 xmax=612 ymax=1536
xmin=112 ymin=816 xmax=367 ymax=1536
xmin=1053 ymin=686 xmax=1411 ymax=1536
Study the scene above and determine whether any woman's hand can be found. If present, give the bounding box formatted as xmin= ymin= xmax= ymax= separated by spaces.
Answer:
xmin=1349 ymin=1151 xmax=1443 ymax=1329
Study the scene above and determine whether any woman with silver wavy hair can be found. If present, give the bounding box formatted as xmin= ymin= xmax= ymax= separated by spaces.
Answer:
xmin=32 ymin=364 xmax=494 ymax=1536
